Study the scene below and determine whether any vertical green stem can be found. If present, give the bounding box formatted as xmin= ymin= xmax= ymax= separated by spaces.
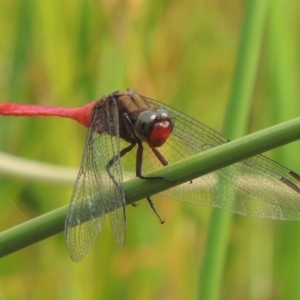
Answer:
xmin=268 ymin=1 xmax=300 ymax=298
xmin=198 ymin=0 xmax=270 ymax=299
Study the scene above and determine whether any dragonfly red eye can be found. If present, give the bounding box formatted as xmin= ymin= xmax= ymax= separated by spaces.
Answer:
xmin=149 ymin=120 xmax=173 ymax=147
xmin=134 ymin=109 xmax=174 ymax=147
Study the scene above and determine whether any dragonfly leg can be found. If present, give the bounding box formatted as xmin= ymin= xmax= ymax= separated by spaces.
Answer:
xmin=135 ymin=142 xmax=169 ymax=223
xmin=147 ymin=197 xmax=165 ymax=224
xmin=150 ymin=147 xmax=168 ymax=166
xmin=106 ymin=142 xmax=136 ymax=190
xmin=136 ymin=142 xmax=165 ymax=180
xmin=106 ymin=143 xmax=137 ymax=207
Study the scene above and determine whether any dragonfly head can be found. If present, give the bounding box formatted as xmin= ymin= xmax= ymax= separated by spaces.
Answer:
xmin=134 ymin=109 xmax=174 ymax=147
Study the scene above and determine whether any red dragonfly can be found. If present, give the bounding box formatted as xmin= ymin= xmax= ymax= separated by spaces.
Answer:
xmin=1 ymin=89 xmax=300 ymax=262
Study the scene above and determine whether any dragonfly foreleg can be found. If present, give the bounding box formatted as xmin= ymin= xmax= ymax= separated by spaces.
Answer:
xmin=136 ymin=142 xmax=165 ymax=180
xmin=150 ymin=147 xmax=168 ymax=166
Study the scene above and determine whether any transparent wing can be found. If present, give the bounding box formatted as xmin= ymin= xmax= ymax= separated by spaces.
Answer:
xmin=137 ymin=95 xmax=300 ymax=220
xmin=65 ymin=98 xmax=126 ymax=262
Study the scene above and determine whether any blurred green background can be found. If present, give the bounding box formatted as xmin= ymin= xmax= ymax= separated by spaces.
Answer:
xmin=0 ymin=0 xmax=300 ymax=299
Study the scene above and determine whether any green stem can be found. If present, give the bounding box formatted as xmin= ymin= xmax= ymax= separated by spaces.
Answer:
xmin=198 ymin=0 xmax=270 ymax=299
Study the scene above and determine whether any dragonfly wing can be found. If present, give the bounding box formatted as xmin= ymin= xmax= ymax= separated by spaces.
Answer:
xmin=65 ymin=129 xmax=106 ymax=262
xmin=142 ymin=96 xmax=300 ymax=220
xmin=65 ymin=98 xmax=126 ymax=262
xmin=90 ymin=129 xmax=126 ymax=248
xmin=100 ymin=97 xmax=126 ymax=248
xmin=215 ymin=155 xmax=300 ymax=220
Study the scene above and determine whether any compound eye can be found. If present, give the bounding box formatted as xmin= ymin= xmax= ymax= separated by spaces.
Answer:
xmin=134 ymin=109 xmax=174 ymax=147
xmin=157 ymin=109 xmax=172 ymax=120
xmin=134 ymin=110 xmax=156 ymax=141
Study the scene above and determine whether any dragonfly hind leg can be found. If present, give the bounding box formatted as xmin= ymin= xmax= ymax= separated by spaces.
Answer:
xmin=147 ymin=196 xmax=165 ymax=224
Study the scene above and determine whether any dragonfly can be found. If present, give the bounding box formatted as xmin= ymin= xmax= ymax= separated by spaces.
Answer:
xmin=1 ymin=89 xmax=300 ymax=262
